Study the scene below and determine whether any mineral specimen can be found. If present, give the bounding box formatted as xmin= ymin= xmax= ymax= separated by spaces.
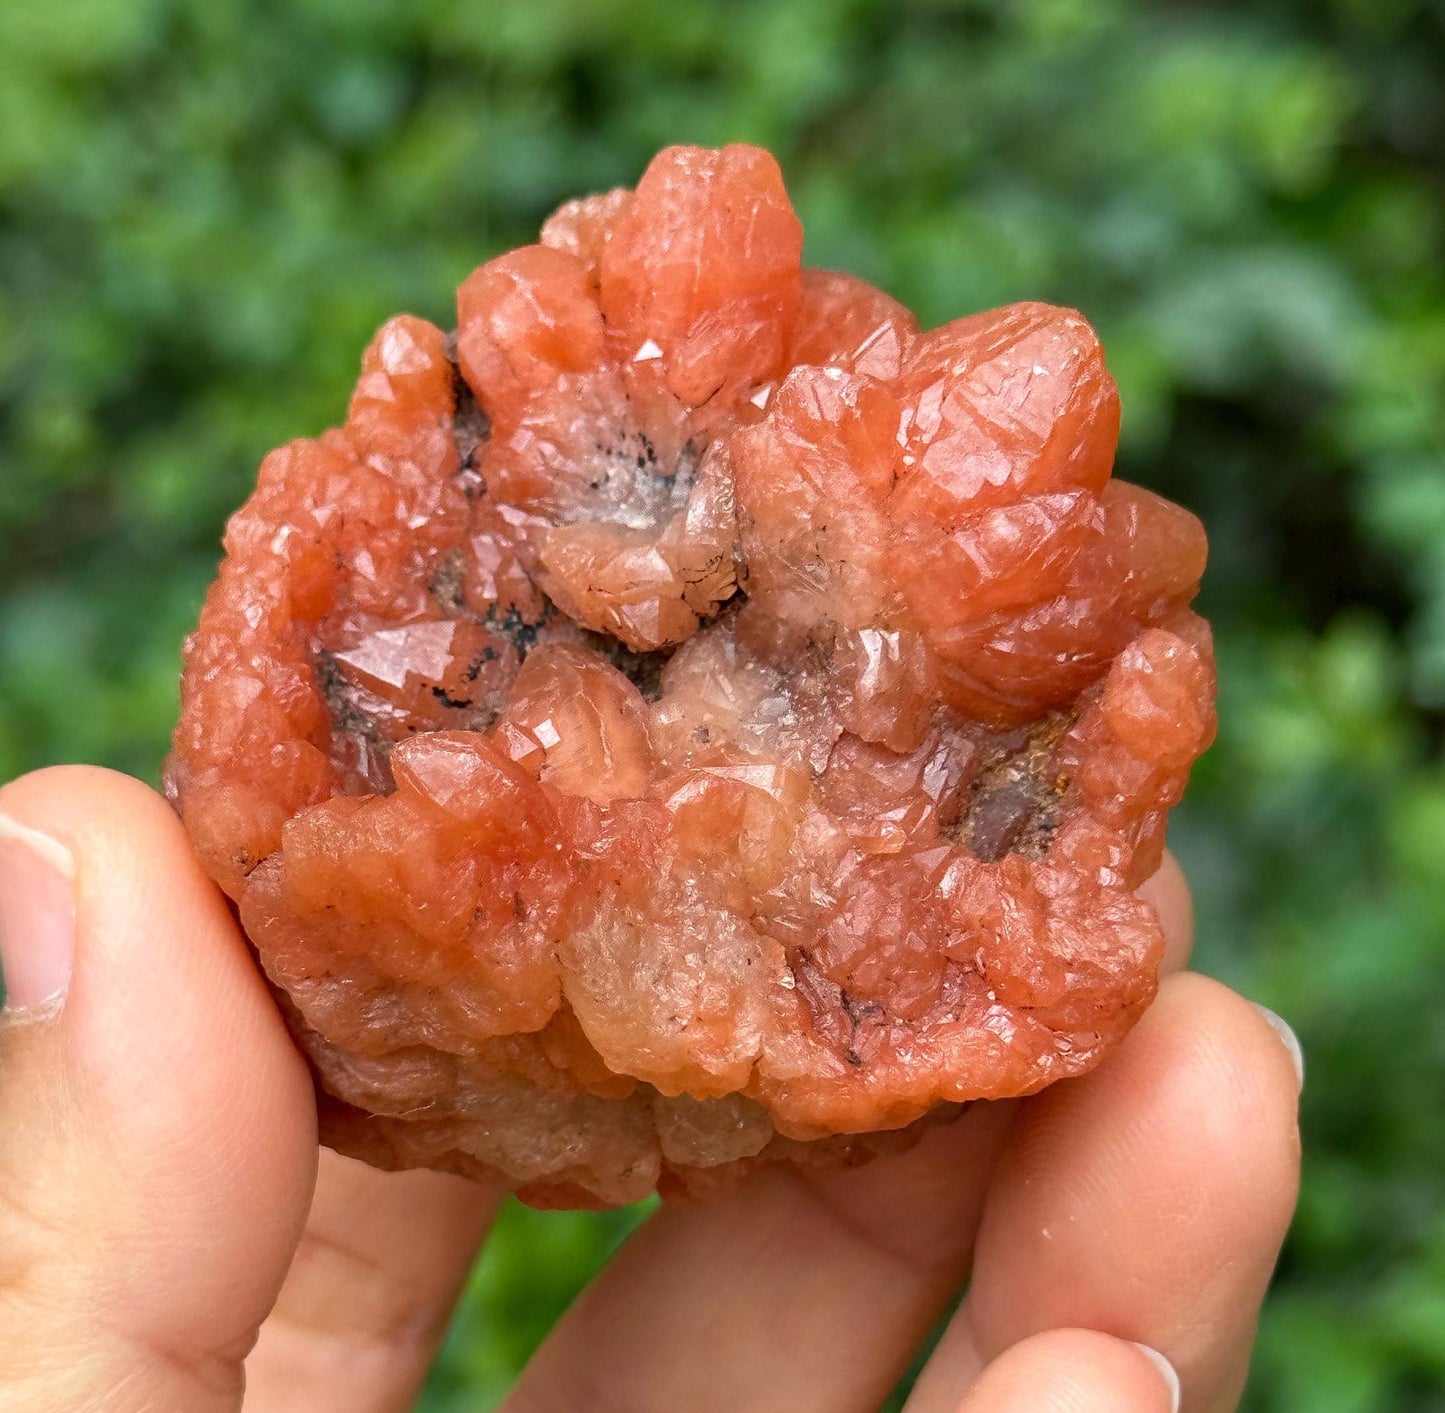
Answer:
xmin=168 ymin=144 xmax=1216 ymax=1208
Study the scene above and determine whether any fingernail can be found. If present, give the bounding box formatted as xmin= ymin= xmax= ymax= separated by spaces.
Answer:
xmin=1251 ymin=1002 xmax=1305 ymax=1092
xmin=0 ymin=810 xmax=76 ymax=1018
xmin=1128 ymin=1341 xmax=1181 ymax=1412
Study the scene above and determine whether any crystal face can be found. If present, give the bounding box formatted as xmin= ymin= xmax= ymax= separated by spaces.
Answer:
xmin=167 ymin=144 xmax=1216 ymax=1208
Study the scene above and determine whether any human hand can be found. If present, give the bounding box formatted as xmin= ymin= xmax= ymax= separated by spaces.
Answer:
xmin=0 ymin=766 xmax=1300 ymax=1411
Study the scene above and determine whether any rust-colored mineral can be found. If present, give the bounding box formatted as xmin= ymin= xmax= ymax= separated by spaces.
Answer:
xmin=168 ymin=144 xmax=1216 ymax=1208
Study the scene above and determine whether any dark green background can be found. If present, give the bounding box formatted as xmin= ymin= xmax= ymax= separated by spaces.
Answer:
xmin=2 ymin=1 xmax=1442 ymax=1407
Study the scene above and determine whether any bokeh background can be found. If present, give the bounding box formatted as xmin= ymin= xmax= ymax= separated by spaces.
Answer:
xmin=2 ymin=0 xmax=1442 ymax=1407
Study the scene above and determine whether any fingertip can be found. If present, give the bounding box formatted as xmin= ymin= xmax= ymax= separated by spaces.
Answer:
xmin=1 ymin=765 xmax=309 ymax=1104
xmin=1249 ymin=1001 xmax=1305 ymax=1093
xmin=965 ymin=970 xmax=1302 ymax=1406
xmin=0 ymin=808 xmax=76 ymax=1016
xmin=0 ymin=765 xmax=243 ymax=981
xmin=1 ymin=763 xmax=177 ymax=834
xmin=1126 ymin=1340 xmax=1182 ymax=1411
xmin=1036 ymin=971 xmax=1304 ymax=1262
xmin=954 ymin=1328 xmax=1180 ymax=1411
xmin=1145 ymin=973 xmax=1304 ymax=1195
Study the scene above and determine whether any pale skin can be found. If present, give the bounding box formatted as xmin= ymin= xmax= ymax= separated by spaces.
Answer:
xmin=0 ymin=766 xmax=1302 ymax=1411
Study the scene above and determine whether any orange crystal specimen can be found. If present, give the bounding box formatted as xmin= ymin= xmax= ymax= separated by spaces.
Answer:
xmin=167 ymin=144 xmax=1216 ymax=1208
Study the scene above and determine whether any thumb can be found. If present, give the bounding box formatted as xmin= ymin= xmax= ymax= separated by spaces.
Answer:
xmin=0 ymin=766 xmax=317 ymax=1410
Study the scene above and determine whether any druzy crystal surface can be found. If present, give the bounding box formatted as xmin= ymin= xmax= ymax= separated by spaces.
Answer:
xmin=168 ymin=144 xmax=1216 ymax=1208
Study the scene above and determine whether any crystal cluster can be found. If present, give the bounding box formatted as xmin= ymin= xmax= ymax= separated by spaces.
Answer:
xmin=168 ymin=145 xmax=1216 ymax=1208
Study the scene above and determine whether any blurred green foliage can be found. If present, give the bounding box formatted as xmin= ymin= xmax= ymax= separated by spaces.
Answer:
xmin=2 ymin=0 xmax=1442 ymax=1407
